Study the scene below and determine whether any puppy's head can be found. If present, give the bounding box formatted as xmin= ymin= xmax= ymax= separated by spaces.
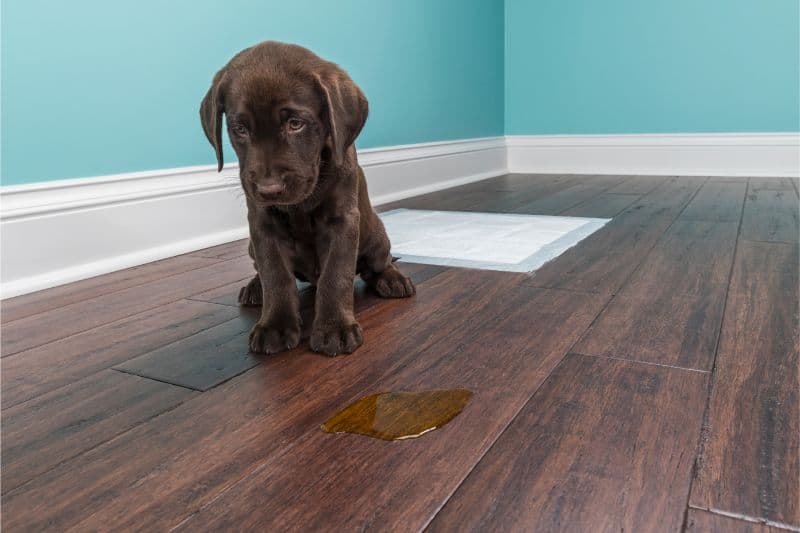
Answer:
xmin=200 ymin=41 xmax=368 ymax=206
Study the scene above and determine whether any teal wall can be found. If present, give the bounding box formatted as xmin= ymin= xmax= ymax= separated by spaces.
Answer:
xmin=4 ymin=1 xmax=798 ymax=185
xmin=1 ymin=0 xmax=504 ymax=185
xmin=505 ymin=0 xmax=800 ymax=135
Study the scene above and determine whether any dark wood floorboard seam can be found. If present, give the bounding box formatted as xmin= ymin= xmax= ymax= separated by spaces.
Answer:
xmin=4 ymin=390 xmax=196 ymax=498
xmin=553 ymin=177 xmax=643 ymax=216
xmin=569 ymin=352 xmax=710 ymax=374
xmin=1 ymin=259 xmax=228 ymax=327
xmin=1 ymin=299 xmax=239 ymax=410
xmin=110 ymin=367 xmax=228 ymax=393
xmin=1 ymin=260 xmax=251 ymax=357
xmin=739 ymin=237 xmax=800 ymax=246
xmin=689 ymin=505 xmax=800 ymax=532
xmin=679 ymin=176 xmax=749 ymax=533
xmin=557 ymin=177 xmax=710 ymax=346
xmin=164 ymin=277 xmax=561 ymax=530
xmin=423 ymin=178 xmax=710 ymax=531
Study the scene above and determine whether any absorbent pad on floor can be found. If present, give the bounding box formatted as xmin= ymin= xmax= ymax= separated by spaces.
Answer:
xmin=379 ymin=209 xmax=609 ymax=272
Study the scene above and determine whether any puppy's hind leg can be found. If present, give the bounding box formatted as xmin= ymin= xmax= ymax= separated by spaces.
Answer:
xmin=359 ymin=215 xmax=415 ymax=299
xmin=238 ymin=241 xmax=263 ymax=306
xmin=370 ymin=262 xmax=416 ymax=298
xmin=238 ymin=274 xmax=263 ymax=306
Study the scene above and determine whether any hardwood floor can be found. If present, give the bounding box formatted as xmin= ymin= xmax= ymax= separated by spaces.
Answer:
xmin=2 ymin=174 xmax=798 ymax=532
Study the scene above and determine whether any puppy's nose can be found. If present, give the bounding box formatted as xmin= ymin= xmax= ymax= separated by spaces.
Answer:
xmin=256 ymin=182 xmax=285 ymax=196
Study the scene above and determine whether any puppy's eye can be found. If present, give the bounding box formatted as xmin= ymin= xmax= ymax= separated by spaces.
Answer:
xmin=287 ymin=118 xmax=305 ymax=131
xmin=231 ymin=123 xmax=248 ymax=136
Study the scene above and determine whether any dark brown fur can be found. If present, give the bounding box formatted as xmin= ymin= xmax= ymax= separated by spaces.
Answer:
xmin=200 ymin=41 xmax=414 ymax=356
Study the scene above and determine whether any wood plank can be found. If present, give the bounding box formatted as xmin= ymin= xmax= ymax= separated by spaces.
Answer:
xmin=378 ymin=190 xmax=489 ymax=212
xmin=573 ymin=220 xmax=739 ymax=370
xmin=1 ymin=299 xmax=238 ymax=408
xmin=1 ymin=269 xmax=527 ymax=532
xmin=116 ymin=264 xmax=445 ymax=392
xmin=690 ymin=241 xmax=799 ymax=526
xmin=604 ymin=175 xmax=666 ymax=195
xmin=749 ymin=177 xmax=797 ymax=191
xmin=620 ymin=176 xmax=707 ymax=219
xmin=428 ymin=354 xmax=708 ymax=532
xmin=472 ymin=173 xmax=578 ymax=193
xmin=168 ymin=289 xmax=608 ymax=531
xmin=0 ymin=255 xmax=217 ymax=323
xmin=456 ymin=175 xmax=583 ymax=213
xmin=510 ymin=175 xmax=627 ymax=215
xmin=681 ymin=180 xmax=748 ymax=222
xmin=740 ymin=180 xmax=799 ymax=243
xmin=1 ymin=370 xmax=194 ymax=494
xmin=114 ymin=312 xmax=261 ymax=391
xmin=187 ymin=238 xmax=249 ymax=260
xmin=686 ymin=509 xmax=786 ymax=533
xmin=528 ymin=176 xmax=706 ymax=295
xmin=0 ymin=255 xmax=254 ymax=357
xmin=186 ymin=277 xmax=258 ymax=307
xmin=560 ymin=192 xmax=642 ymax=218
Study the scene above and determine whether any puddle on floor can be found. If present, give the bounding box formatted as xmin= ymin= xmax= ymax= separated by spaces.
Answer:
xmin=321 ymin=389 xmax=472 ymax=441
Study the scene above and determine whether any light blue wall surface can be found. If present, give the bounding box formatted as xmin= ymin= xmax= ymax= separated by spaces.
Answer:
xmin=505 ymin=0 xmax=800 ymax=135
xmin=1 ymin=0 xmax=504 ymax=185
xmin=4 ymin=1 xmax=798 ymax=185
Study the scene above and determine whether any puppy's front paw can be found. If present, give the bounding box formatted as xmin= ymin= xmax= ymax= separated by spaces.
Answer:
xmin=249 ymin=318 xmax=300 ymax=354
xmin=374 ymin=266 xmax=416 ymax=298
xmin=238 ymin=275 xmax=263 ymax=306
xmin=310 ymin=321 xmax=363 ymax=356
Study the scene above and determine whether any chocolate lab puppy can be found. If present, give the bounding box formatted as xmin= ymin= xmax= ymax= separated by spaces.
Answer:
xmin=200 ymin=41 xmax=415 ymax=356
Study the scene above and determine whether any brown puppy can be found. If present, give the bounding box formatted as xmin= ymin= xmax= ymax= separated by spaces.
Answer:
xmin=200 ymin=41 xmax=414 ymax=356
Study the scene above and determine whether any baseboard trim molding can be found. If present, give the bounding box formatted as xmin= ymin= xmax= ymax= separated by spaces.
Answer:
xmin=3 ymin=132 xmax=796 ymax=297
xmin=507 ymin=133 xmax=800 ymax=177
xmin=0 ymin=137 xmax=506 ymax=297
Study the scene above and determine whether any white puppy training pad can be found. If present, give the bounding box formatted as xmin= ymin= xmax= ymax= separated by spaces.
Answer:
xmin=379 ymin=209 xmax=610 ymax=273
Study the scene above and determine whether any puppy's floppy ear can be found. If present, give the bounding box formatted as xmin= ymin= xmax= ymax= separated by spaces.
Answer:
xmin=314 ymin=69 xmax=368 ymax=167
xmin=199 ymin=69 xmax=228 ymax=172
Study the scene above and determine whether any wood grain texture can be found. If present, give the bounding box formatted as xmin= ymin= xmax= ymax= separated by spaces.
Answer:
xmin=573 ymin=220 xmax=739 ymax=370
xmin=528 ymin=176 xmax=706 ymax=295
xmin=690 ymin=241 xmax=799 ymax=526
xmin=681 ymin=180 xmax=748 ymax=222
xmin=171 ymin=289 xmax=608 ymax=532
xmin=686 ymin=509 xmax=787 ymax=533
xmin=114 ymin=312 xmax=261 ymax=390
xmin=457 ymin=175 xmax=583 ymax=213
xmin=510 ymin=175 xmax=627 ymax=214
xmin=621 ymin=175 xmax=707 ymax=219
xmin=560 ymin=192 xmax=642 ymax=218
xmin=1 ymin=299 xmax=238 ymax=408
xmin=604 ymin=175 xmax=666 ymax=195
xmin=740 ymin=180 xmax=800 ymax=243
xmin=749 ymin=177 xmax=798 ymax=191
xmin=1 ymin=370 xmax=194 ymax=494
xmin=187 ymin=238 xmax=249 ymax=260
xmin=0 ymin=256 xmax=254 ymax=356
xmin=112 ymin=267 xmax=446 ymax=392
xmin=1 ymin=176 xmax=795 ymax=532
xmin=428 ymin=354 xmax=708 ymax=533
xmin=1 ymin=269 xmax=521 ymax=531
xmin=0 ymin=254 xmax=217 ymax=323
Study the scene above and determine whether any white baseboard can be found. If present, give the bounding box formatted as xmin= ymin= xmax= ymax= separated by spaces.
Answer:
xmin=507 ymin=133 xmax=800 ymax=177
xmin=0 ymin=137 xmax=506 ymax=298
xmin=3 ymin=132 xmax=796 ymax=297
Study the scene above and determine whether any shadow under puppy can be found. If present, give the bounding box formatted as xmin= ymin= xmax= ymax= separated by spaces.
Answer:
xmin=200 ymin=41 xmax=415 ymax=356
